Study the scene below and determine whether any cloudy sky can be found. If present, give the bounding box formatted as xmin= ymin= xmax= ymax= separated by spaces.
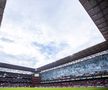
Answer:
xmin=0 ymin=0 xmax=105 ymax=68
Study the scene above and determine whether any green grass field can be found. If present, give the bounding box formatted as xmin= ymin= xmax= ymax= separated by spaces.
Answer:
xmin=0 ymin=87 xmax=107 ymax=90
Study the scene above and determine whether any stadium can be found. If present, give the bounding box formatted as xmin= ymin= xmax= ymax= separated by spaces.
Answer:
xmin=0 ymin=0 xmax=108 ymax=89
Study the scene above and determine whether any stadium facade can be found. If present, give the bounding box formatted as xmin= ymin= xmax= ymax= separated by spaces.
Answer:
xmin=0 ymin=0 xmax=108 ymax=87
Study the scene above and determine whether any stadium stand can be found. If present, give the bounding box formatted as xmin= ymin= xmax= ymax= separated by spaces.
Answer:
xmin=0 ymin=0 xmax=108 ymax=87
xmin=0 ymin=63 xmax=39 ymax=87
xmin=39 ymin=47 xmax=108 ymax=87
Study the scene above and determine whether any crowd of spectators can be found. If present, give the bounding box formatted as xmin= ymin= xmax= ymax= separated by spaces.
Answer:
xmin=41 ymin=70 xmax=108 ymax=83
xmin=40 ymin=79 xmax=108 ymax=87
xmin=41 ymin=53 xmax=108 ymax=81
xmin=0 ymin=71 xmax=33 ymax=87
xmin=0 ymin=83 xmax=31 ymax=87
xmin=40 ymin=51 xmax=108 ymax=87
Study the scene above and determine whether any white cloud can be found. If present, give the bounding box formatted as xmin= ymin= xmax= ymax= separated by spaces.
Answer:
xmin=0 ymin=0 xmax=105 ymax=68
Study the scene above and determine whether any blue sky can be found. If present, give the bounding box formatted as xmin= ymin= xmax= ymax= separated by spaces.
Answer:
xmin=0 ymin=0 xmax=105 ymax=68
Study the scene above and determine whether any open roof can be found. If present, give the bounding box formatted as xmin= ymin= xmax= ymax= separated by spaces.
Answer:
xmin=0 ymin=0 xmax=108 ymax=70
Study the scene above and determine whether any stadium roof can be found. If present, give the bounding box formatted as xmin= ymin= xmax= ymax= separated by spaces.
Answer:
xmin=0 ymin=0 xmax=6 ymax=26
xmin=0 ymin=62 xmax=36 ymax=72
xmin=79 ymin=0 xmax=108 ymax=40
xmin=37 ymin=0 xmax=108 ymax=71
